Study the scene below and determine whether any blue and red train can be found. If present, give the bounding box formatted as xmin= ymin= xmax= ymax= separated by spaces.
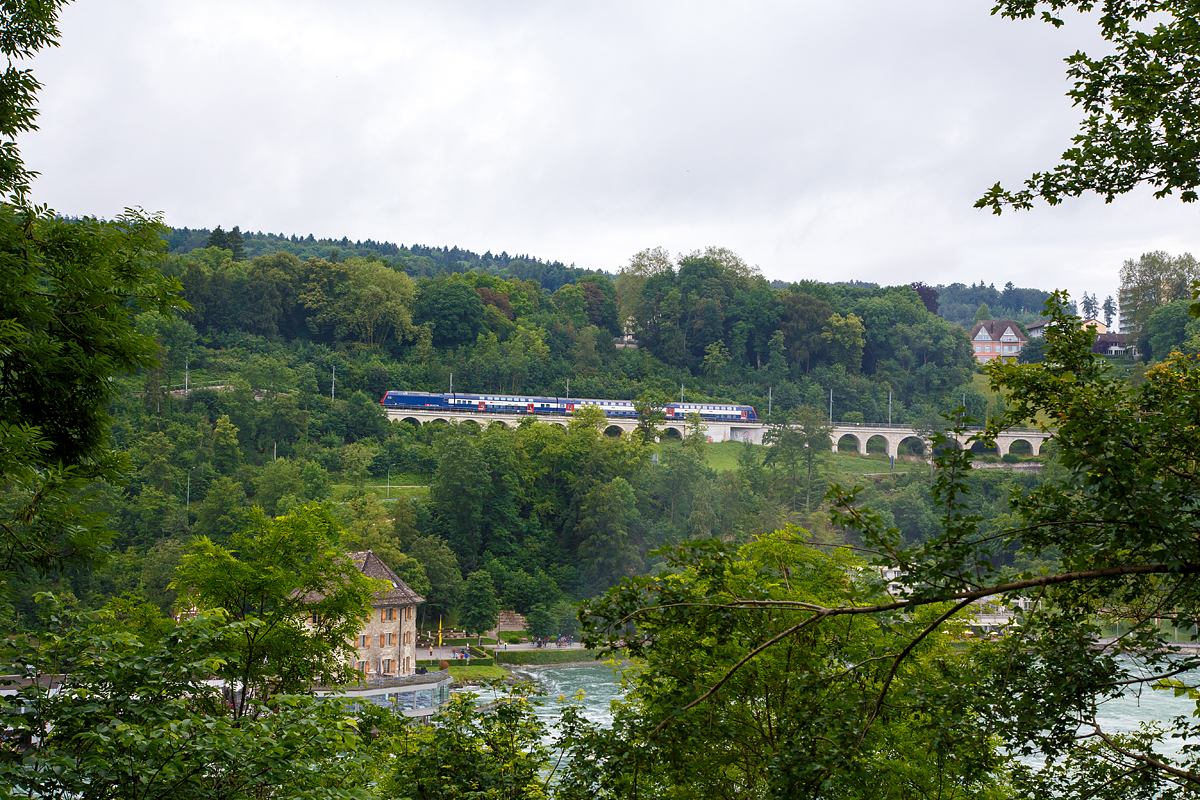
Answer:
xmin=380 ymin=390 xmax=757 ymax=422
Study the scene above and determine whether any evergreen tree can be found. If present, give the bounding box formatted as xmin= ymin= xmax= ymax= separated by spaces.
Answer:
xmin=227 ymin=224 xmax=245 ymax=260
xmin=207 ymin=225 xmax=228 ymax=250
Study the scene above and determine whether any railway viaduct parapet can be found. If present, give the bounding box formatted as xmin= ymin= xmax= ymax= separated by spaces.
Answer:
xmin=384 ymin=409 xmax=1050 ymax=459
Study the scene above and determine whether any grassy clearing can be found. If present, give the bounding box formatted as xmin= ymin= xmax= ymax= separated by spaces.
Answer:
xmin=703 ymin=441 xmax=748 ymax=472
xmin=448 ymin=665 xmax=508 ymax=681
xmin=702 ymin=441 xmax=923 ymax=477
xmin=830 ymin=451 xmax=924 ymax=475
xmin=330 ymin=484 xmax=429 ymax=502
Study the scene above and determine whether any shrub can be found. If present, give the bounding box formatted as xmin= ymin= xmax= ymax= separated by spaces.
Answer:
xmin=493 ymin=649 xmax=607 ymax=665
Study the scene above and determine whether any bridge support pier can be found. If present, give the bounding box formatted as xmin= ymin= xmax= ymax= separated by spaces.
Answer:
xmin=383 ymin=410 xmax=1048 ymax=459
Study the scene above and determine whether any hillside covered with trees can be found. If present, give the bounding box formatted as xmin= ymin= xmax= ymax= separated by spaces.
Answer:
xmin=11 ymin=224 xmax=1026 ymax=634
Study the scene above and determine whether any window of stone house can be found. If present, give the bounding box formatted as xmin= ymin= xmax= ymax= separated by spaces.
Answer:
xmin=358 ymin=634 xmax=369 ymax=648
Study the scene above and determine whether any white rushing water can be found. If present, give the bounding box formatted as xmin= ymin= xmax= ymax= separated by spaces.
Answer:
xmin=514 ymin=661 xmax=628 ymax=730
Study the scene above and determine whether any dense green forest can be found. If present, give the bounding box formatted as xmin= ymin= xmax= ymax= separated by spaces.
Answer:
xmin=167 ymin=225 xmax=607 ymax=293
xmin=932 ymin=280 xmax=1055 ymax=327
xmin=7 ymin=222 xmax=1059 ymax=637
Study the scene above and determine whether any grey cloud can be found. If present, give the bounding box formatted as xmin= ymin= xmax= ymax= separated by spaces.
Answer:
xmin=19 ymin=0 xmax=1196 ymax=304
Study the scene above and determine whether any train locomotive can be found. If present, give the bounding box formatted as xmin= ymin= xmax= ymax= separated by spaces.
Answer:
xmin=380 ymin=390 xmax=757 ymax=422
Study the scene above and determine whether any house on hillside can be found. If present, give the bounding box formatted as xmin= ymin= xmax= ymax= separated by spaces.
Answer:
xmin=307 ymin=550 xmax=425 ymax=678
xmin=1092 ymin=332 xmax=1136 ymax=357
xmin=969 ymin=320 xmax=1028 ymax=362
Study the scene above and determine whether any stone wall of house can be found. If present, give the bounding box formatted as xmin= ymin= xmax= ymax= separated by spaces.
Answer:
xmin=353 ymin=603 xmax=420 ymax=676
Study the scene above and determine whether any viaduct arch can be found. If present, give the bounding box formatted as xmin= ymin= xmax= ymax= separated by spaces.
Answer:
xmin=384 ymin=409 xmax=1049 ymax=457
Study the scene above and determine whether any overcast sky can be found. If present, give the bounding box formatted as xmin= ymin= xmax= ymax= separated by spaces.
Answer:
xmin=20 ymin=0 xmax=1199 ymax=305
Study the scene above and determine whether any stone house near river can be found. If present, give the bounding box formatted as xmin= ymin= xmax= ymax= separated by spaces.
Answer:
xmin=341 ymin=550 xmax=424 ymax=678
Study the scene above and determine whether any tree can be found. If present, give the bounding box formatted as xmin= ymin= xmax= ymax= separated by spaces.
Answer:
xmin=211 ymin=413 xmax=242 ymax=475
xmin=571 ymin=532 xmax=1006 ymax=799
xmin=1118 ymin=250 xmax=1199 ymax=337
xmin=909 ymin=281 xmax=939 ymax=314
xmin=414 ymin=275 xmax=485 ymax=347
xmin=777 ymin=291 xmax=832 ymax=372
xmin=683 ymin=411 xmax=708 ymax=448
xmin=582 ymin=295 xmax=1200 ymax=797
xmin=763 ymin=406 xmax=833 ymax=512
xmin=459 ymin=569 xmax=499 ymax=643
xmin=0 ymin=208 xmax=184 ymax=598
xmin=194 ymin=476 xmax=247 ymax=542
xmin=633 ymin=392 xmax=668 ymax=444
xmin=820 ymin=311 xmax=866 ymax=372
xmin=405 ymin=533 xmax=462 ymax=625
xmin=0 ymin=0 xmax=71 ymax=201
xmin=1143 ymin=298 xmax=1194 ymax=360
xmin=973 ymin=302 xmax=993 ymax=322
xmin=207 ymin=224 xmax=228 ymax=250
xmin=0 ymin=598 xmax=372 ymax=800
xmin=430 ymin=431 xmax=489 ymax=569
xmin=1102 ymin=294 xmax=1116 ymax=327
xmin=702 ymin=339 xmax=731 ymax=378
xmin=978 ymin=0 xmax=1200 ymax=212
xmin=575 ymin=477 xmax=640 ymax=596
xmin=1081 ymin=291 xmax=1099 ymax=319
xmin=374 ymin=684 xmax=556 ymax=800
xmin=227 ymin=224 xmax=245 ymax=260
xmin=173 ymin=505 xmax=381 ymax=717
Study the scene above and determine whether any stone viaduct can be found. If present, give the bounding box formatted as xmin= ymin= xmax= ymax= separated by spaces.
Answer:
xmin=384 ymin=409 xmax=1049 ymax=459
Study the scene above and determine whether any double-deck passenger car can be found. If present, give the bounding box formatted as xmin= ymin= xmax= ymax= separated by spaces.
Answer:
xmin=380 ymin=391 xmax=756 ymax=422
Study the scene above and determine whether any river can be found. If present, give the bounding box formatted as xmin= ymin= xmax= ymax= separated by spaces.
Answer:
xmin=516 ymin=659 xmax=1199 ymax=749
xmin=512 ymin=661 xmax=627 ymax=730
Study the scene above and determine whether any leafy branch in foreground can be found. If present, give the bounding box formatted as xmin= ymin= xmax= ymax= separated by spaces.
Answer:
xmin=580 ymin=292 xmax=1200 ymax=797
xmin=978 ymin=0 xmax=1200 ymax=212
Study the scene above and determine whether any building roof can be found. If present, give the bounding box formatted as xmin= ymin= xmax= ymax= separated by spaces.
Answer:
xmin=969 ymin=320 xmax=1028 ymax=343
xmin=346 ymin=550 xmax=425 ymax=606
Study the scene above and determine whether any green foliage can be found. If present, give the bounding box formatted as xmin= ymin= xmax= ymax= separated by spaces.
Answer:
xmin=373 ymin=684 xmax=555 ymax=799
xmin=0 ymin=207 xmax=185 ymax=597
xmin=979 ymin=2 xmax=1200 ymax=211
xmin=0 ymin=598 xmax=371 ymax=800
xmin=573 ymin=532 xmax=1005 ymax=798
xmin=459 ymin=569 xmax=499 ymax=639
xmin=764 ymin=406 xmax=833 ymax=512
xmin=1119 ymin=250 xmax=1199 ymax=340
xmin=493 ymin=648 xmax=604 ymax=665
xmin=575 ymin=477 xmax=640 ymax=596
xmin=173 ymin=505 xmax=381 ymax=715
xmin=0 ymin=0 xmax=70 ymax=201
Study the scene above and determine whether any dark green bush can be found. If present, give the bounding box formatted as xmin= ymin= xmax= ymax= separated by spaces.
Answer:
xmin=493 ymin=649 xmax=606 ymax=665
